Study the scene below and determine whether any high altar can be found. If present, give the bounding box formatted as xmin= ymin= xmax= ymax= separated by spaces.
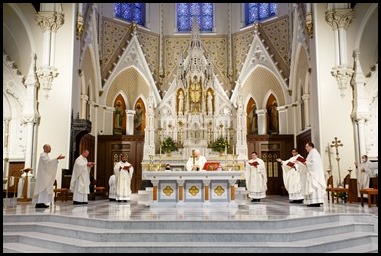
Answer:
xmin=141 ymin=20 xmax=247 ymax=206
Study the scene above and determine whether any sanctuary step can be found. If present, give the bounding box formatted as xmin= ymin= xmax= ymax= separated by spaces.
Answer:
xmin=3 ymin=213 xmax=378 ymax=253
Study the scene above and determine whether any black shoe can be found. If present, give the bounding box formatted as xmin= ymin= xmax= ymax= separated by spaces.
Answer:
xmin=295 ymin=199 xmax=304 ymax=204
xmin=307 ymin=203 xmax=320 ymax=207
xmin=290 ymin=200 xmax=296 ymax=203
xmin=82 ymin=202 xmax=88 ymax=204
xmin=117 ymin=200 xmax=122 ymax=203
xmin=123 ymin=200 xmax=127 ymax=202
xmin=73 ymin=201 xmax=82 ymax=205
xmin=35 ymin=203 xmax=49 ymax=208
xmin=109 ymin=198 xmax=116 ymax=201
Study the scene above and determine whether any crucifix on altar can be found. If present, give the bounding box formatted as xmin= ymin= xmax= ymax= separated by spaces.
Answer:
xmin=331 ymin=137 xmax=344 ymax=187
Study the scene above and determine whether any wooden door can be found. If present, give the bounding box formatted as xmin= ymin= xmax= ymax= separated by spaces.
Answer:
xmin=247 ymin=134 xmax=293 ymax=195
xmin=261 ymin=151 xmax=281 ymax=195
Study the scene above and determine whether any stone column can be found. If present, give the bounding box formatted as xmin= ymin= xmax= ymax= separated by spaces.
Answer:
xmin=302 ymin=93 xmax=311 ymax=128
xmin=126 ymin=110 xmax=135 ymax=135
xmin=256 ymin=109 xmax=268 ymax=135
xmin=151 ymin=180 xmax=158 ymax=202
xmin=203 ymin=180 xmax=211 ymax=202
xmin=277 ymin=105 xmax=288 ymax=134
xmin=178 ymin=180 xmax=184 ymax=203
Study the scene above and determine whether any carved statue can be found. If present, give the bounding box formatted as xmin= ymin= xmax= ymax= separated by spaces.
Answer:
xmin=189 ymin=77 xmax=201 ymax=113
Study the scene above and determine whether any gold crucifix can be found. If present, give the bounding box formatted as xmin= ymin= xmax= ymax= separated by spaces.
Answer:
xmin=331 ymin=137 xmax=343 ymax=187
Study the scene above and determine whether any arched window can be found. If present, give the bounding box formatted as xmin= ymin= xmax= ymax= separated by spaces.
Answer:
xmin=245 ymin=3 xmax=277 ymax=26
xmin=177 ymin=3 xmax=213 ymax=32
xmin=114 ymin=3 xmax=145 ymax=26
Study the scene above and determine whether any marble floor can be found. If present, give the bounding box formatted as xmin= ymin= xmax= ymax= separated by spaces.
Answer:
xmin=3 ymin=194 xmax=378 ymax=221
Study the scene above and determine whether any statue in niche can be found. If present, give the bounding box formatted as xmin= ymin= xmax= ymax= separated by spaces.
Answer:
xmin=114 ymin=100 xmax=124 ymax=133
xmin=134 ymin=103 xmax=143 ymax=133
xmin=268 ymin=100 xmax=279 ymax=134
xmin=178 ymin=90 xmax=184 ymax=114
xmin=249 ymin=103 xmax=258 ymax=134
xmin=207 ymin=91 xmax=213 ymax=115
xmin=189 ymin=77 xmax=201 ymax=113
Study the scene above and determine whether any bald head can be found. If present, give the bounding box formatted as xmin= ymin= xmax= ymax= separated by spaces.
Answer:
xmin=43 ymin=144 xmax=51 ymax=153
xmin=194 ymin=150 xmax=201 ymax=157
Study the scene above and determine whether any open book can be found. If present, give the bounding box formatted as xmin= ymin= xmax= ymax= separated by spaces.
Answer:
xmin=203 ymin=162 xmax=220 ymax=171
xmin=296 ymin=156 xmax=306 ymax=163
xmin=249 ymin=161 xmax=259 ymax=167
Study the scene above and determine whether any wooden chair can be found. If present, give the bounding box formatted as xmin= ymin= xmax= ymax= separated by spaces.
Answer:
xmin=94 ymin=180 xmax=107 ymax=199
xmin=359 ymin=175 xmax=378 ymax=208
xmin=53 ymin=180 xmax=69 ymax=202
xmin=326 ymin=175 xmax=333 ymax=202
xmin=328 ymin=174 xmax=351 ymax=203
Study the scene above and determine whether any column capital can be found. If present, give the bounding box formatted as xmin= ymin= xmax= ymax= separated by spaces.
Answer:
xmin=331 ymin=65 xmax=354 ymax=97
xmin=35 ymin=11 xmax=65 ymax=33
xmin=325 ymin=9 xmax=354 ymax=30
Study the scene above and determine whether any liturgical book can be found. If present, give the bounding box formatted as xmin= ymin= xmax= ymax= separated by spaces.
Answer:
xmin=286 ymin=161 xmax=295 ymax=167
xmin=249 ymin=161 xmax=259 ymax=167
xmin=296 ymin=156 xmax=306 ymax=162
xmin=203 ymin=162 xmax=220 ymax=171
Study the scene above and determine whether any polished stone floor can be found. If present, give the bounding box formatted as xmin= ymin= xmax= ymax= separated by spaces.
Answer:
xmin=3 ymin=194 xmax=378 ymax=221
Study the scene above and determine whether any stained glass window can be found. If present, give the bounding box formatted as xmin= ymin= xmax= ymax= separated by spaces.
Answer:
xmin=114 ymin=3 xmax=145 ymax=26
xmin=177 ymin=3 xmax=213 ymax=32
xmin=245 ymin=3 xmax=277 ymax=26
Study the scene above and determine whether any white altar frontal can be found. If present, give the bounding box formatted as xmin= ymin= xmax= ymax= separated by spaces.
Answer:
xmin=142 ymin=170 xmax=244 ymax=208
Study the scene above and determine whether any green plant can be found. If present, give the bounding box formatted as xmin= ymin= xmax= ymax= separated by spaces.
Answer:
xmin=338 ymin=192 xmax=346 ymax=199
xmin=161 ymin=137 xmax=178 ymax=153
xmin=210 ymin=136 xmax=231 ymax=153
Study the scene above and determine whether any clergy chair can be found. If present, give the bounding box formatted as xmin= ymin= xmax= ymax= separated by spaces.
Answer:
xmin=326 ymin=175 xmax=333 ymax=202
xmin=360 ymin=175 xmax=378 ymax=208
xmin=53 ymin=180 xmax=69 ymax=202
xmin=329 ymin=174 xmax=351 ymax=204
xmin=90 ymin=179 xmax=107 ymax=200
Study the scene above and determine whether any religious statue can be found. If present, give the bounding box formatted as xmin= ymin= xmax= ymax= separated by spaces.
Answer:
xmin=134 ymin=103 xmax=143 ymax=133
xmin=189 ymin=77 xmax=201 ymax=113
xmin=178 ymin=90 xmax=184 ymax=115
xmin=207 ymin=91 xmax=213 ymax=115
xmin=114 ymin=100 xmax=123 ymax=133
xmin=249 ymin=103 xmax=258 ymax=134
xmin=268 ymin=100 xmax=279 ymax=134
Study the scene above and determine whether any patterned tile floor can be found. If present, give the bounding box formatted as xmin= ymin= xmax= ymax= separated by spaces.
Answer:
xmin=3 ymin=194 xmax=378 ymax=221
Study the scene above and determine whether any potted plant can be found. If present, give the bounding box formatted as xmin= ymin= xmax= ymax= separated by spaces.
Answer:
xmin=210 ymin=136 xmax=231 ymax=154
xmin=161 ymin=137 xmax=178 ymax=155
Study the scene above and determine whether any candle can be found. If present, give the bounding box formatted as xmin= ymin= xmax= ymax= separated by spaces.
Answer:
xmin=233 ymin=147 xmax=235 ymax=155
xmin=159 ymin=143 xmax=161 ymax=155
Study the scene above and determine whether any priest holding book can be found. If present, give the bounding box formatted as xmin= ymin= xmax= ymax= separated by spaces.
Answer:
xmin=245 ymin=151 xmax=267 ymax=202
xmin=276 ymin=148 xmax=305 ymax=204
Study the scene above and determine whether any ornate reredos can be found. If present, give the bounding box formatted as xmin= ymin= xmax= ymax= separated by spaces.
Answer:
xmin=155 ymin=18 xmax=236 ymax=157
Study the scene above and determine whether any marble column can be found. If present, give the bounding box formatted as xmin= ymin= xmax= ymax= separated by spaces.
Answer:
xmin=126 ymin=110 xmax=136 ymax=135
xmin=257 ymin=109 xmax=268 ymax=135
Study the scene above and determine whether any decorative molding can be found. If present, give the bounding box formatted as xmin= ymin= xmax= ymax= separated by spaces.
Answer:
xmin=36 ymin=66 xmax=59 ymax=98
xmin=35 ymin=11 xmax=64 ymax=33
xmin=331 ymin=65 xmax=354 ymax=97
xmin=325 ymin=9 xmax=355 ymax=30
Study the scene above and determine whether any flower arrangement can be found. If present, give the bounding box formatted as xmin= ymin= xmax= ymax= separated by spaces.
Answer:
xmin=210 ymin=136 xmax=231 ymax=153
xmin=161 ymin=137 xmax=178 ymax=153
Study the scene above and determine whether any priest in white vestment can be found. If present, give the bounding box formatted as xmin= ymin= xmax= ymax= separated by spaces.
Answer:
xmin=70 ymin=149 xmax=94 ymax=204
xmin=301 ymin=142 xmax=326 ymax=207
xmin=33 ymin=144 xmax=65 ymax=208
xmin=186 ymin=149 xmax=207 ymax=171
xmin=276 ymin=148 xmax=305 ymax=203
xmin=114 ymin=154 xmax=134 ymax=202
xmin=355 ymin=155 xmax=373 ymax=197
xmin=245 ymin=151 xmax=267 ymax=202
xmin=108 ymin=174 xmax=117 ymax=201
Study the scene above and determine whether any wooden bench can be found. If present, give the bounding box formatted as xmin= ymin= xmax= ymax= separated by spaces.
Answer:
xmin=359 ymin=188 xmax=378 ymax=208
